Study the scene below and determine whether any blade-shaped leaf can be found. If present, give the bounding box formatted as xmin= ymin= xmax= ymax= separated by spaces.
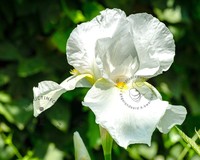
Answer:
xmin=176 ymin=127 xmax=200 ymax=156
xmin=195 ymin=129 xmax=200 ymax=140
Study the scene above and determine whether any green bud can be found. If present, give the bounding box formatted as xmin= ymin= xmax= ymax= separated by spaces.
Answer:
xmin=73 ymin=131 xmax=91 ymax=160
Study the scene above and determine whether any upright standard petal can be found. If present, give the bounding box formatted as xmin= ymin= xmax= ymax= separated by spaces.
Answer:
xmin=33 ymin=74 xmax=92 ymax=117
xmin=157 ymin=105 xmax=187 ymax=133
xmin=128 ymin=13 xmax=175 ymax=77
xmin=67 ymin=22 xmax=100 ymax=76
xmin=83 ymin=79 xmax=168 ymax=148
xmin=95 ymin=18 xmax=139 ymax=82
xmin=66 ymin=8 xmax=126 ymax=79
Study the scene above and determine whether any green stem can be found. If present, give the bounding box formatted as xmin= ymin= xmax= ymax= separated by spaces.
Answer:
xmin=2 ymin=133 xmax=22 ymax=159
xmin=178 ymin=129 xmax=200 ymax=160
xmin=99 ymin=126 xmax=113 ymax=160
xmin=176 ymin=127 xmax=200 ymax=156
xmin=104 ymin=154 xmax=112 ymax=160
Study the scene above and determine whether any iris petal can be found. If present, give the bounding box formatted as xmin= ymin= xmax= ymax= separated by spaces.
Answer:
xmin=157 ymin=105 xmax=187 ymax=133
xmin=95 ymin=19 xmax=139 ymax=81
xmin=32 ymin=9 xmax=187 ymax=149
xmin=33 ymin=74 xmax=92 ymax=117
xmin=128 ymin=13 xmax=175 ymax=77
xmin=83 ymin=79 xmax=168 ymax=148
xmin=66 ymin=9 xmax=126 ymax=79
xmin=33 ymin=81 xmax=66 ymax=117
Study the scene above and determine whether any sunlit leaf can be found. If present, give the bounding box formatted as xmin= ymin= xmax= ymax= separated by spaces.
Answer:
xmin=169 ymin=144 xmax=183 ymax=159
xmin=10 ymin=100 xmax=33 ymax=129
xmin=0 ymin=103 xmax=15 ymax=123
xmin=128 ymin=142 xmax=157 ymax=159
xmin=0 ymin=100 xmax=32 ymax=130
xmin=195 ymin=129 xmax=200 ymax=140
xmin=176 ymin=127 xmax=200 ymax=156
xmin=0 ymin=72 xmax=9 ymax=86
xmin=127 ymin=146 xmax=142 ymax=160
xmin=50 ymin=29 xmax=71 ymax=53
xmin=0 ymin=123 xmax=10 ymax=132
xmin=0 ymin=92 xmax=11 ymax=103
xmin=178 ymin=129 xmax=200 ymax=159
xmin=44 ymin=143 xmax=64 ymax=160
xmin=154 ymin=6 xmax=182 ymax=23
xmin=0 ymin=138 xmax=15 ymax=160
xmin=21 ymin=150 xmax=40 ymax=160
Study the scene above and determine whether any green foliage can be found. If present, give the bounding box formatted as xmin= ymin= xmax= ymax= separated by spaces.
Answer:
xmin=176 ymin=127 xmax=200 ymax=157
xmin=0 ymin=0 xmax=200 ymax=159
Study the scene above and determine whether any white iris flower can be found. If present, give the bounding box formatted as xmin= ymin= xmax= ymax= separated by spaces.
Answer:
xmin=33 ymin=8 xmax=187 ymax=148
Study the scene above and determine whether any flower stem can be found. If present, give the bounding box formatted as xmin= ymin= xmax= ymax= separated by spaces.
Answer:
xmin=104 ymin=154 xmax=112 ymax=160
xmin=99 ymin=126 xmax=113 ymax=160
xmin=2 ymin=133 xmax=22 ymax=159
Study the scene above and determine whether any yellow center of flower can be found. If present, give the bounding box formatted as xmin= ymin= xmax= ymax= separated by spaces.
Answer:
xmin=116 ymin=82 xmax=128 ymax=90
xmin=70 ymin=69 xmax=79 ymax=76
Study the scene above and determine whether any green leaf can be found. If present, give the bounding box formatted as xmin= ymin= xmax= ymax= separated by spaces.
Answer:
xmin=87 ymin=112 xmax=100 ymax=149
xmin=0 ymin=72 xmax=9 ymax=86
xmin=137 ymin=143 xmax=158 ymax=159
xmin=18 ymin=57 xmax=46 ymax=77
xmin=127 ymin=146 xmax=142 ymax=160
xmin=0 ymin=134 xmax=15 ymax=160
xmin=0 ymin=103 xmax=15 ymax=124
xmin=195 ymin=129 xmax=200 ymax=140
xmin=83 ymin=2 xmax=104 ymax=20
xmin=193 ymin=1 xmax=200 ymax=20
xmin=46 ymin=102 xmax=71 ymax=132
xmin=20 ymin=150 xmax=40 ymax=160
xmin=44 ymin=143 xmax=64 ymax=160
xmin=183 ymin=87 xmax=200 ymax=115
xmin=0 ymin=1 xmax=14 ymax=24
xmin=11 ymin=100 xmax=33 ymax=129
xmin=176 ymin=127 xmax=200 ymax=156
xmin=0 ymin=123 xmax=11 ymax=132
xmin=99 ymin=126 xmax=113 ymax=160
xmin=0 ymin=100 xmax=33 ymax=130
xmin=60 ymin=0 xmax=86 ymax=24
xmin=0 ymin=42 xmax=20 ymax=60
xmin=128 ymin=142 xmax=158 ymax=159
xmin=154 ymin=6 xmax=182 ymax=23
xmin=50 ymin=29 xmax=71 ymax=53
xmin=39 ymin=2 xmax=60 ymax=33
xmin=66 ymin=10 xmax=85 ymax=24
xmin=0 ymin=91 xmax=11 ymax=103
xmin=178 ymin=129 xmax=200 ymax=159
xmin=169 ymin=144 xmax=183 ymax=159
xmin=168 ymin=26 xmax=186 ymax=41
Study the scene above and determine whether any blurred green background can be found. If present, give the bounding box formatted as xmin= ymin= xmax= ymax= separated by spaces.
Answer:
xmin=0 ymin=0 xmax=200 ymax=159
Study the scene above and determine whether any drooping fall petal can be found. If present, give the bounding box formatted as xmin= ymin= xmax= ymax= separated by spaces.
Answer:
xmin=33 ymin=74 xmax=92 ymax=117
xmin=83 ymin=79 xmax=168 ymax=148
xmin=157 ymin=105 xmax=187 ymax=133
